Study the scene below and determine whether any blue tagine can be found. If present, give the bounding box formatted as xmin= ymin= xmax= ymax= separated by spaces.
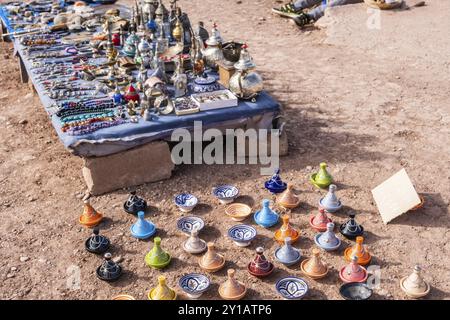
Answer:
xmin=174 ymin=193 xmax=198 ymax=212
xmin=275 ymin=277 xmax=309 ymax=300
xmin=319 ymin=184 xmax=343 ymax=213
xmin=130 ymin=211 xmax=157 ymax=240
xmin=177 ymin=216 xmax=205 ymax=235
xmin=254 ymin=199 xmax=279 ymax=228
xmin=314 ymin=222 xmax=341 ymax=251
xmin=228 ymin=224 xmax=257 ymax=247
xmin=274 ymin=237 xmax=302 ymax=266
xmin=264 ymin=168 xmax=287 ymax=194
xmin=179 ymin=273 xmax=211 ymax=299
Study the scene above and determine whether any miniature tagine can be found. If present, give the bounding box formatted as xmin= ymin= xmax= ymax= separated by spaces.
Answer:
xmin=179 ymin=273 xmax=211 ymax=299
xmin=274 ymin=237 xmax=302 ymax=266
xmin=400 ymin=265 xmax=431 ymax=299
xmin=225 ymin=203 xmax=252 ymax=222
xmin=319 ymin=184 xmax=342 ymax=213
xmin=309 ymin=208 xmax=332 ymax=232
xmin=344 ymin=236 xmax=372 ymax=266
xmin=254 ymin=199 xmax=279 ymax=228
xmin=148 ymin=276 xmax=177 ymax=300
xmin=276 ymin=183 xmax=300 ymax=209
xmin=339 ymin=255 xmax=368 ymax=283
xmin=145 ymin=237 xmax=171 ymax=269
xmin=96 ymin=253 xmax=122 ymax=282
xmin=198 ymin=242 xmax=225 ymax=273
xmin=183 ymin=226 xmax=207 ymax=254
xmin=130 ymin=211 xmax=156 ymax=240
xmin=314 ymin=222 xmax=341 ymax=251
xmin=300 ymin=249 xmax=329 ymax=280
xmin=310 ymin=162 xmax=333 ymax=189
xmin=192 ymin=73 xmax=221 ymax=93
xmin=79 ymin=197 xmax=103 ymax=228
xmin=247 ymin=247 xmax=274 ymax=278
xmin=274 ymin=214 xmax=300 ymax=244
xmin=264 ymin=168 xmax=287 ymax=194
xmin=85 ymin=227 xmax=110 ymax=254
xmin=339 ymin=214 xmax=364 ymax=240
xmin=219 ymin=269 xmax=247 ymax=300
xmin=123 ymin=191 xmax=148 ymax=215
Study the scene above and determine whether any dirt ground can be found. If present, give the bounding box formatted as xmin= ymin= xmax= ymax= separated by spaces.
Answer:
xmin=0 ymin=0 xmax=449 ymax=300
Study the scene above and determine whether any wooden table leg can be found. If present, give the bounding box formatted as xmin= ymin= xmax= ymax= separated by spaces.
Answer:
xmin=17 ymin=55 xmax=29 ymax=84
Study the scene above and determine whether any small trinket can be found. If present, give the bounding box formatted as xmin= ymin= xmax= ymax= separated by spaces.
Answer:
xmin=339 ymin=283 xmax=373 ymax=300
xmin=344 ymin=236 xmax=372 ymax=266
xmin=145 ymin=237 xmax=171 ymax=269
xmin=264 ymin=168 xmax=287 ymax=194
xmin=247 ymin=247 xmax=274 ymax=278
xmin=123 ymin=191 xmax=148 ymax=215
xmin=274 ymin=214 xmax=300 ymax=244
xmin=225 ymin=203 xmax=252 ymax=221
xmin=192 ymin=74 xmax=222 ymax=93
xmin=174 ymin=193 xmax=198 ymax=212
xmin=400 ymin=265 xmax=430 ymax=299
xmin=85 ymin=227 xmax=110 ymax=254
xmin=212 ymin=185 xmax=239 ymax=204
xmin=112 ymin=294 xmax=136 ymax=300
xmin=183 ymin=226 xmax=207 ymax=254
xmin=314 ymin=222 xmax=341 ymax=251
xmin=276 ymin=183 xmax=300 ymax=209
xmin=300 ymin=249 xmax=329 ymax=280
xmin=274 ymin=237 xmax=302 ymax=266
xmin=198 ymin=242 xmax=225 ymax=273
xmin=124 ymin=84 xmax=140 ymax=103
xmin=177 ymin=216 xmax=205 ymax=235
xmin=113 ymin=85 xmax=124 ymax=105
xmin=228 ymin=224 xmax=257 ymax=247
xmin=275 ymin=277 xmax=309 ymax=300
xmin=339 ymin=214 xmax=364 ymax=240
xmin=130 ymin=211 xmax=156 ymax=239
xmin=309 ymin=208 xmax=332 ymax=232
xmin=179 ymin=273 xmax=211 ymax=299
xmin=218 ymin=269 xmax=247 ymax=300
xmin=79 ymin=197 xmax=103 ymax=228
xmin=319 ymin=184 xmax=342 ymax=212
xmin=254 ymin=199 xmax=279 ymax=228
xmin=339 ymin=255 xmax=368 ymax=283
xmin=96 ymin=253 xmax=122 ymax=282
xmin=148 ymin=276 xmax=177 ymax=300
xmin=310 ymin=162 xmax=333 ymax=189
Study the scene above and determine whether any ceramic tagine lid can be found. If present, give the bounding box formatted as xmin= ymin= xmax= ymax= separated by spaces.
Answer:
xmin=274 ymin=237 xmax=302 ymax=266
xmin=319 ymin=184 xmax=342 ymax=213
xmin=400 ymin=265 xmax=431 ymax=298
xmin=79 ymin=197 xmax=104 ymax=228
xmin=339 ymin=213 xmax=364 ymax=240
xmin=274 ymin=215 xmax=300 ymax=244
xmin=276 ymin=183 xmax=300 ymax=209
xmin=183 ymin=226 xmax=207 ymax=254
xmin=247 ymin=247 xmax=274 ymax=278
xmin=198 ymin=242 xmax=225 ymax=273
xmin=344 ymin=236 xmax=372 ymax=266
xmin=254 ymin=199 xmax=279 ymax=228
xmin=234 ymin=44 xmax=257 ymax=71
xmin=85 ymin=227 xmax=110 ymax=254
xmin=219 ymin=269 xmax=247 ymax=300
xmin=309 ymin=208 xmax=332 ymax=232
xmin=300 ymin=249 xmax=329 ymax=280
xmin=145 ymin=237 xmax=172 ymax=269
xmin=124 ymin=84 xmax=140 ymax=103
xmin=148 ymin=276 xmax=177 ymax=300
xmin=130 ymin=211 xmax=156 ymax=239
xmin=124 ymin=191 xmax=148 ymax=214
xmin=310 ymin=162 xmax=333 ymax=189
xmin=339 ymin=255 xmax=368 ymax=283
xmin=314 ymin=222 xmax=341 ymax=251
xmin=264 ymin=168 xmax=287 ymax=194
xmin=96 ymin=253 xmax=122 ymax=282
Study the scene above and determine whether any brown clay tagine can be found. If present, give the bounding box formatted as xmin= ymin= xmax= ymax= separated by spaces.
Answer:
xmin=219 ymin=269 xmax=247 ymax=300
xmin=198 ymin=242 xmax=226 ymax=273
xmin=276 ymin=183 xmax=300 ymax=209
xmin=300 ymin=248 xmax=329 ymax=280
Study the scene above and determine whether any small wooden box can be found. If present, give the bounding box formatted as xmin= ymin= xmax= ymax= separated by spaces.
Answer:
xmin=217 ymin=61 xmax=236 ymax=88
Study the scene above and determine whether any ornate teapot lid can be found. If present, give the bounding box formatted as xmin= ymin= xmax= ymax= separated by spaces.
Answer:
xmin=85 ymin=227 xmax=110 ymax=254
xmin=205 ymin=23 xmax=222 ymax=47
xmin=234 ymin=44 xmax=256 ymax=71
xmin=96 ymin=253 xmax=122 ymax=282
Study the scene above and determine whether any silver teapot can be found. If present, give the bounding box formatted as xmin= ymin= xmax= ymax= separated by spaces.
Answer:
xmin=202 ymin=23 xmax=224 ymax=70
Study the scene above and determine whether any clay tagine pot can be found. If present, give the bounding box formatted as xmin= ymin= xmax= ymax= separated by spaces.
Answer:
xmin=254 ymin=199 xmax=279 ymax=228
xmin=183 ymin=226 xmax=207 ymax=254
xmin=314 ymin=222 xmax=341 ymax=251
xmin=198 ymin=242 xmax=226 ymax=273
xmin=274 ymin=237 xmax=302 ymax=266
xmin=123 ymin=191 xmax=147 ymax=215
xmin=247 ymin=247 xmax=274 ymax=278
xmin=309 ymin=208 xmax=332 ymax=232
xmin=400 ymin=265 xmax=431 ymax=299
xmin=79 ymin=198 xmax=104 ymax=228
xmin=276 ymin=183 xmax=300 ymax=209
xmin=219 ymin=269 xmax=247 ymax=300
xmin=339 ymin=213 xmax=364 ymax=240
xmin=319 ymin=184 xmax=342 ymax=213
xmin=310 ymin=162 xmax=333 ymax=189
xmin=339 ymin=255 xmax=368 ymax=283
xmin=344 ymin=236 xmax=372 ymax=266
xmin=274 ymin=214 xmax=300 ymax=244
xmin=300 ymin=249 xmax=329 ymax=280
xmin=145 ymin=237 xmax=172 ymax=269
xmin=148 ymin=276 xmax=177 ymax=300
xmin=85 ymin=227 xmax=110 ymax=254
xmin=264 ymin=168 xmax=287 ymax=194
xmin=130 ymin=211 xmax=156 ymax=239
xmin=96 ymin=253 xmax=122 ymax=282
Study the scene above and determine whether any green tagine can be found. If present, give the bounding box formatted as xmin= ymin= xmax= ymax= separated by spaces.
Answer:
xmin=145 ymin=237 xmax=172 ymax=269
xmin=310 ymin=162 xmax=333 ymax=189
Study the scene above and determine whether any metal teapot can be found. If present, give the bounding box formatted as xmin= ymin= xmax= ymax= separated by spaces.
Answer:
xmin=202 ymin=23 xmax=224 ymax=70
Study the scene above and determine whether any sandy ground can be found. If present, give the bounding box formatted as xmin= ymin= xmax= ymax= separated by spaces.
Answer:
xmin=0 ymin=0 xmax=449 ymax=300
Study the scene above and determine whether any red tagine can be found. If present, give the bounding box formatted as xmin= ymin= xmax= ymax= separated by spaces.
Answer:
xmin=247 ymin=247 xmax=274 ymax=278
xmin=309 ymin=208 xmax=332 ymax=232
